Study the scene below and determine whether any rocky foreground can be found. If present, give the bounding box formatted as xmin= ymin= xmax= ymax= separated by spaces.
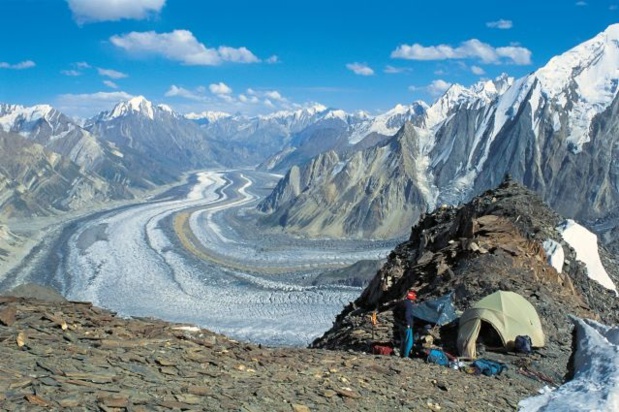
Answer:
xmin=2 ymin=180 xmax=617 ymax=411
xmin=0 ymin=291 xmax=544 ymax=412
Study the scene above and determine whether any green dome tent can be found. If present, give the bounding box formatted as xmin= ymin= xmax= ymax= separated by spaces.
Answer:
xmin=457 ymin=291 xmax=545 ymax=358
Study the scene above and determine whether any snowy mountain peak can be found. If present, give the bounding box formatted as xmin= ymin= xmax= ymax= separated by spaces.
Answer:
xmin=108 ymin=96 xmax=155 ymax=120
xmin=533 ymin=23 xmax=619 ymax=151
xmin=0 ymin=103 xmax=57 ymax=133
xmin=261 ymin=104 xmax=328 ymax=122
xmin=185 ymin=111 xmax=232 ymax=123
xmin=157 ymin=104 xmax=175 ymax=114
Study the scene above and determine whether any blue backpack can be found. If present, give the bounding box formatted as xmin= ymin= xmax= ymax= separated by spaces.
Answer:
xmin=472 ymin=359 xmax=507 ymax=376
xmin=514 ymin=335 xmax=532 ymax=354
xmin=426 ymin=349 xmax=450 ymax=366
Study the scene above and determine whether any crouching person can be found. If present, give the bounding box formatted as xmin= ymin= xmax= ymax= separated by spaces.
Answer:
xmin=395 ymin=290 xmax=416 ymax=358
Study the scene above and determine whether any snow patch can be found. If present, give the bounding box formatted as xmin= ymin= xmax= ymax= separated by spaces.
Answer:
xmin=557 ymin=219 xmax=617 ymax=295
xmin=519 ymin=317 xmax=619 ymax=411
xmin=543 ymin=239 xmax=564 ymax=273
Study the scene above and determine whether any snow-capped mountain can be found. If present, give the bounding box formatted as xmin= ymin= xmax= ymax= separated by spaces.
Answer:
xmin=185 ymin=111 xmax=232 ymax=125
xmin=252 ymin=102 xmax=426 ymax=172
xmin=259 ymin=24 xmax=619 ymax=244
xmin=347 ymin=102 xmax=428 ymax=145
xmin=85 ymin=96 xmax=223 ymax=181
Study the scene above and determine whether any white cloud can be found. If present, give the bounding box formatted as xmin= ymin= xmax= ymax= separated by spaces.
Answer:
xmin=427 ymin=79 xmax=452 ymax=96
xmin=391 ymin=38 xmax=531 ymax=65
xmin=486 ymin=19 xmax=513 ymax=29
xmin=495 ymin=45 xmax=532 ymax=65
xmin=346 ymin=62 xmax=374 ymax=76
xmin=266 ymin=55 xmax=279 ymax=64
xmin=76 ymin=61 xmax=91 ymax=69
xmin=110 ymin=30 xmax=260 ymax=66
xmin=97 ymin=68 xmax=128 ymax=79
xmin=209 ymin=82 xmax=233 ymax=95
xmin=55 ymin=91 xmax=134 ymax=118
xmin=0 ymin=60 xmax=35 ymax=70
xmin=165 ymin=84 xmax=306 ymax=116
xmin=384 ymin=65 xmax=412 ymax=74
xmin=67 ymin=0 xmax=166 ymax=24
xmin=576 ymin=1 xmax=588 ymax=5
xmin=103 ymin=80 xmax=119 ymax=89
xmin=409 ymin=79 xmax=452 ymax=97
xmin=471 ymin=65 xmax=486 ymax=75
xmin=265 ymin=90 xmax=284 ymax=101
xmin=61 ymin=69 xmax=82 ymax=76
xmin=164 ymin=85 xmax=205 ymax=101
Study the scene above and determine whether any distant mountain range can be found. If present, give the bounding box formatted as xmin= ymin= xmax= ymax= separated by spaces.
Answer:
xmin=2 ymin=24 xmax=619 ymax=252
xmin=259 ymin=24 xmax=619 ymax=249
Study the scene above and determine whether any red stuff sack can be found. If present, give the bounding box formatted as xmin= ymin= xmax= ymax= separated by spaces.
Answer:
xmin=371 ymin=342 xmax=394 ymax=356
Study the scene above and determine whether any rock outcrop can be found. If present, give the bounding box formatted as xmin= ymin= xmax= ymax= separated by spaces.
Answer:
xmin=312 ymin=179 xmax=619 ymax=385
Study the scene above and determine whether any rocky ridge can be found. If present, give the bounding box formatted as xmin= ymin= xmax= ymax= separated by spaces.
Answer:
xmin=312 ymin=179 xmax=619 ymax=386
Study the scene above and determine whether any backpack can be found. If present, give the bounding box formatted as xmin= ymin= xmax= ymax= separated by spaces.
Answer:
xmin=426 ymin=349 xmax=449 ymax=366
xmin=514 ymin=335 xmax=533 ymax=354
xmin=472 ymin=359 xmax=507 ymax=376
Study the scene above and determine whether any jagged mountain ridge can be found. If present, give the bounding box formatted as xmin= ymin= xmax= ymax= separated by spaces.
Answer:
xmin=259 ymin=24 xmax=619 ymax=246
xmin=1 ymin=96 xmax=410 ymax=219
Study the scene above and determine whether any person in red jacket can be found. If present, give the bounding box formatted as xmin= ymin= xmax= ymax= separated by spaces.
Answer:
xmin=394 ymin=290 xmax=416 ymax=358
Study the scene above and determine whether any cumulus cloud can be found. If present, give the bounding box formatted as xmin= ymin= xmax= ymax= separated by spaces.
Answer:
xmin=0 ymin=60 xmax=35 ymax=70
xmin=67 ymin=0 xmax=166 ymax=24
xmin=471 ymin=65 xmax=486 ymax=75
xmin=97 ymin=68 xmax=128 ymax=79
xmin=209 ymin=82 xmax=233 ymax=95
xmin=266 ymin=55 xmax=279 ymax=64
xmin=265 ymin=90 xmax=284 ymax=101
xmin=110 ymin=30 xmax=260 ymax=65
xmin=576 ymin=1 xmax=588 ymax=5
xmin=427 ymin=79 xmax=453 ymax=96
xmin=486 ymin=19 xmax=513 ymax=29
xmin=165 ymin=85 xmax=205 ymax=101
xmin=391 ymin=38 xmax=531 ymax=65
xmin=165 ymin=83 xmax=309 ymax=116
xmin=55 ymin=91 xmax=134 ymax=118
xmin=346 ymin=62 xmax=374 ymax=76
xmin=409 ymin=79 xmax=453 ymax=97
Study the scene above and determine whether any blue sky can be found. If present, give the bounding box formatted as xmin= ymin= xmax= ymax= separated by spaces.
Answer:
xmin=0 ymin=0 xmax=617 ymax=118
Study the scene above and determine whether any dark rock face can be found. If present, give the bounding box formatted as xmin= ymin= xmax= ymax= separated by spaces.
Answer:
xmin=312 ymin=180 xmax=619 ymax=385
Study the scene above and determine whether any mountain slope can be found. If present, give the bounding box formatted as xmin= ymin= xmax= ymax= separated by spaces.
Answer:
xmin=259 ymin=24 xmax=619 ymax=245
xmin=259 ymin=123 xmax=436 ymax=238
xmin=0 ymin=130 xmax=131 ymax=218
xmin=86 ymin=96 xmax=220 ymax=178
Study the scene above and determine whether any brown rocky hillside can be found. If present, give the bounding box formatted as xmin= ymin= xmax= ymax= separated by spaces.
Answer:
xmin=312 ymin=178 xmax=619 ymax=385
